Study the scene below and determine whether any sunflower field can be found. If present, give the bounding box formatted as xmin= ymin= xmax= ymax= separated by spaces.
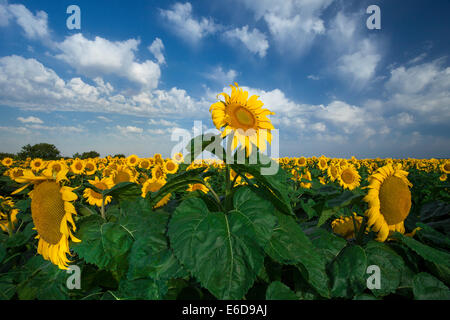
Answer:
xmin=1 ymin=85 xmax=450 ymax=300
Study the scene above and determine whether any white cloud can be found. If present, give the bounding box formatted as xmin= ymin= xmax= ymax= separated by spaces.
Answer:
xmin=396 ymin=112 xmax=414 ymax=126
xmin=204 ymin=66 xmax=237 ymax=83
xmin=0 ymin=2 xmax=49 ymax=40
xmin=0 ymin=55 xmax=208 ymax=118
xmin=160 ymin=2 xmax=218 ymax=44
xmin=148 ymin=38 xmax=165 ymax=64
xmin=25 ymin=124 xmax=84 ymax=133
xmin=116 ymin=125 xmax=143 ymax=135
xmin=17 ymin=116 xmax=43 ymax=124
xmin=223 ymin=26 xmax=269 ymax=57
xmin=148 ymin=119 xmax=178 ymax=127
xmin=55 ymin=34 xmax=161 ymax=89
xmin=238 ymin=0 xmax=334 ymax=55
xmin=97 ymin=116 xmax=112 ymax=122
xmin=307 ymin=75 xmax=320 ymax=80
xmin=328 ymin=11 xmax=382 ymax=84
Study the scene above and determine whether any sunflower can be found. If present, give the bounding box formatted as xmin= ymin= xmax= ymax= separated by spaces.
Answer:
xmin=164 ymin=159 xmax=179 ymax=174
xmin=30 ymin=158 xmax=44 ymax=172
xmin=139 ymin=158 xmax=151 ymax=170
xmin=12 ymin=169 xmax=80 ymax=269
xmin=440 ymin=161 xmax=450 ymax=174
xmin=152 ymin=164 xmax=166 ymax=180
xmin=440 ymin=174 xmax=447 ymax=182
xmin=84 ymin=160 xmax=97 ymax=175
xmin=318 ymin=156 xmax=328 ymax=171
xmin=337 ymin=165 xmax=361 ymax=190
xmin=47 ymin=160 xmax=67 ymax=175
xmin=364 ymin=164 xmax=412 ymax=242
xmin=173 ymin=152 xmax=184 ymax=164
xmin=327 ymin=164 xmax=339 ymax=182
xmin=1 ymin=157 xmax=13 ymax=167
xmin=209 ymin=83 xmax=275 ymax=155
xmin=70 ymin=158 xmax=85 ymax=175
xmin=331 ymin=213 xmax=364 ymax=240
xmin=126 ymin=154 xmax=139 ymax=167
xmin=0 ymin=196 xmax=19 ymax=233
xmin=111 ymin=165 xmax=137 ymax=185
xmin=83 ymin=176 xmax=114 ymax=207
xmin=296 ymin=157 xmax=307 ymax=167
xmin=300 ymin=170 xmax=312 ymax=189
xmin=141 ymin=178 xmax=171 ymax=208
xmin=186 ymin=182 xmax=209 ymax=194
xmin=153 ymin=154 xmax=164 ymax=166
xmin=8 ymin=167 xmax=25 ymax=182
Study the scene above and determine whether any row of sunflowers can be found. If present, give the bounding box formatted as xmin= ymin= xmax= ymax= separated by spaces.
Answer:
xmin=0 ymin=84 xmax=449 ymax=300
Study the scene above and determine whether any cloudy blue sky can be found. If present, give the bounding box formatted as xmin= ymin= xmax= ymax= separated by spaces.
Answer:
xmin=0 ymin=0 xmax=449 ymax=158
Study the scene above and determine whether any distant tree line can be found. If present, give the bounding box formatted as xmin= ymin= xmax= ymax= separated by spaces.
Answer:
xmin=0 ymin=143 xmax=102 ymax=160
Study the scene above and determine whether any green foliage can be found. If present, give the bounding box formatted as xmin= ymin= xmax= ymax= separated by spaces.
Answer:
xmin=17 ymin=143 xmax=61 ymax=160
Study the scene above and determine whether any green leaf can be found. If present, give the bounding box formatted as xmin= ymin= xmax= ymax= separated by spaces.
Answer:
xmin=317 ymin=208 xmax=338 ymax=227
xmin=230 ymin=151 xmax=294 ymax=215
xmin=365 ymin=241 xmax=405 ymax=297
xmin=265 ymin=211 xmax=329 ymax=298
xmin=393 ymin=232 xmax=450 ymax=267
xmin=72 ymin=216 xmax=134 ymax=278
xmin=308 ymin=227 xmax=347 ymax=264
xmin=148 ymin=167 xmax=207 ymax=208
xmin=329 ymin=245 xmax=367 ymax=298
xmin=0 ymin=243 xmax=5 ymax=263
xmin=0 ymin=274 xmax=15 ymax=300
xmin=16 ymin=255 xmax=68 ymax=300
xmin=113 ymin=278 xmax=168 ymax=300
xmin=416 ymin=223 xmax=450 ymax=250
xmin=185 ymin=133 xmax=225 ymax=163
xmin=412 ymin=272 xmax=450 ymax=300
xmin=126 ymin=210 xmax=186 ymax=281
xmin=168 ymin=189 xmax=276 ymax=299
xmin=103 ymin=182 xmax=141 ymax=202
xmin=266 ymin=281 xmax=298 ymax=300
xmin=326 ymin=189 xmax=364 ymax=208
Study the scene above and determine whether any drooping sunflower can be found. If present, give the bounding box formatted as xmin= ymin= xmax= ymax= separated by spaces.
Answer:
xmin=141 ymin=178 xmax=171 ymax=208
xmin=1 ymin=157 xmax=13 ymax=167
xmin=111 ymin=165 xmax=137 ymax=185
xmin=12 ymin=169 xmax=80 ymax=269
xmin=164 ymin=159 xmax=179 ymax=174
xmin=364 ymin=164 xmax=412 ymax=242
xmin=209 ymin=83 xmax=275 ymax=155
xmin=337 ymin=165 xmax=361 ymax=190
xmin=83 ymin=176 xmax=114 ymax=207
xmin=327 ymin=164 xmax=340 ymax=182
xmin=331 ymin=213 xmax=364 ymax=240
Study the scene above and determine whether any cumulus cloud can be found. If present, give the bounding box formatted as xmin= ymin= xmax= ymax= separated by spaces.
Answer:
xmin=0 ymin=1 xmax=50 ymax=40
xmin=223 ymin=26 xmax=269 ymax=57
xmin=238 ymin=0 xmax=334 ymax=55
xmin=55 ymin=34 xmax=161 ymax=89
xmin=160 ymin=2 xmax=218 ymax=44
xmin=204 ymin=66 xmax=237 ymax=83
xmin=0 ymin=55 xmax=208 ymax=118
xmin=148 ymin=38 xmax=165 ymax=64
xmin=17 ymin=116 xmax=43 ymax=124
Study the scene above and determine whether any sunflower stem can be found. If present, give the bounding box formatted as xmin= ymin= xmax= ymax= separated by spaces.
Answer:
xmin=100 ymin=193 xmax=106 ymax=220
xmin=224 ymin=164 xmax=232 ymax=213
xmin=355 ymin=216 xmax=367 ymax=245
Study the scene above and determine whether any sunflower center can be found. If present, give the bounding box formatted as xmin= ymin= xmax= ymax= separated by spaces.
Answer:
xmin=341 ymin=169 xmax=355 ymax=184
xmin=234 ymin=107 xmax=255 ymax=127
xmin=31 ymin=181 xmax=65 ymax=245
xmin=53 ymin=164 xmax=62 ymax=172
xmin=330 ymin=166 xmax=338 ymax=177
xmin=86 ymin=163 xmax=94 ymax=171
xmin=166 ymin=162 xmax=176 ymax=171
xmin=379 ymin=176 xmax=411 ymax=225
xmin=75 ymin=163 xmax=83 ymax=170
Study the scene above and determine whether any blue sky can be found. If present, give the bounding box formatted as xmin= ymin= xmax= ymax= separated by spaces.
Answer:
xmin=0 ymin=0 xmax=449 ymax=158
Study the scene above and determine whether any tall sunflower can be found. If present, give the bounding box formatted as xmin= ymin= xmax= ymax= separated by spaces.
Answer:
xmin=209 ymin=83 xmax=275 ymax=155
xmin=12 ymin=169 xmax=80 ymax=269
xmin=364 ymin=164 xmax=412 ymax=242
